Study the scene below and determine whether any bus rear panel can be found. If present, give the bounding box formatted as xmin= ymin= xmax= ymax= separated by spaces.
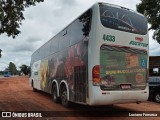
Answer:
xmin=88 ymin=3 xmax=149 ymax=105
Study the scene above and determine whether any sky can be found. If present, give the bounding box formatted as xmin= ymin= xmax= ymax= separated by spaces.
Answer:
xmin=0 ymin=0 xmax=160 ymax=71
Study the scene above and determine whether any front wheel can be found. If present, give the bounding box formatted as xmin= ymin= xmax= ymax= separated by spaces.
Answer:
xmin=32 ymin=81 xmax=37 ymax=92
xmin=154 ymin=93 xmax=160 ymax=103
xmin=61 ymin=86 xmax=70 ymax=107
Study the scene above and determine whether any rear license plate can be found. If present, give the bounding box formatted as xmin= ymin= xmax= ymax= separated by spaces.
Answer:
xmin=120 ymin=84 xmax=131 ymax=89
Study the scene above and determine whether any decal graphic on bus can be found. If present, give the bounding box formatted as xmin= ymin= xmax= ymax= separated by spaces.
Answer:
xmin=40 ymin=60 xmax=48 ymax=90
xmin=100 ymin=45 xmax=147 ymax=90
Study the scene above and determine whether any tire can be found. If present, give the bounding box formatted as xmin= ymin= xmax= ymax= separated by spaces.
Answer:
xmin=52 ymin=84 xmax=60 ymax=103
xmin=32 ymin=81 xmax=37 ymax=92
xmin=61 ymin=86 xmax=70 ymax=107
xmin=154 ymin=93 xmax=160 ymax=103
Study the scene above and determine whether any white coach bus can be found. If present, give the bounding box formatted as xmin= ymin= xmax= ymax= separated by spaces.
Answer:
xmin=30 ymin=2 xmax=149 ymax=107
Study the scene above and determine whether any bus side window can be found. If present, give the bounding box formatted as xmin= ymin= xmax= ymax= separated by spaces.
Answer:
xmin=32 ymin=49 xmax=40 ymax=64
xmin=70 ymin=9 xmax=92 ymax=45
xmin=59 ymin=27 xmax=70 ymax=49
xmin=70 ymin=19 xmax=84 ymax=45
xmin=50 ymin=35 xmax=59 ymax=53
xmin=39 ymin=45 xmax=45 ymax=59
xmin=44 ymin=41 xmax=51 ymax=58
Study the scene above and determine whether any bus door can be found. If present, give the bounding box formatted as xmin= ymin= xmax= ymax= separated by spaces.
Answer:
xmin=32 ymin=61 xmax=41 ymax=90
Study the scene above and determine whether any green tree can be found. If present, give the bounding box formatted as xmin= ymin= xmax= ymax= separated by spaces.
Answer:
xmin=8 ymin=62 xmax=17 ymax=75
xmin=19 ymin=64 xmax=30 ymax=75
xmin=0 ymin=0 xmax=44 ymax=38
xmin=136 ymin=0 xmax=160 ymax=43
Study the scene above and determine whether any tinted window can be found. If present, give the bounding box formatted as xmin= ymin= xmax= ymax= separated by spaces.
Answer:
xmin=39 ymin=45 xmax=45 ymax=59
xmin=50 ymin=35 xmax=59 ymax=53
xmin=36 ymin=49 xmax=40 ymax=61
xmin=99 ymin=4 xmax=147 ymax=35
xmin=70 ymin=19 xmax=84 ymax=45
xmin=59 ymin=27 xmax=70 ymax=49
xmin=70 ymin=9 xmax=92 ymax=45
xmin=44 ymin=41 xmax=51 ymax=57
xmin=149 ymin=77 xmax=160 ymax=84
xmin=32 ymin=49 xmax=40 ymax=63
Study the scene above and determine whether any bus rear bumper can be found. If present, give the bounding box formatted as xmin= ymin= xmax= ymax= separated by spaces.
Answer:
xmin=88 ymin=86 xmax=149 ymax=105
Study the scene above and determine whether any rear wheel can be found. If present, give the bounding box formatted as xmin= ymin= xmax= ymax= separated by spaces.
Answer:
xmin=154 ymin=93 xmax=160 ymax=103
xmin=61 ymin=86 xmax=70 ymax=107
xmin=52 ymin=84 xmax=60 ymax=103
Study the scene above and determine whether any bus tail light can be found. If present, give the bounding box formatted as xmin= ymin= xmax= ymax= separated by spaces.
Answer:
xmin=92 ymin=65 xmax=100 ymax=85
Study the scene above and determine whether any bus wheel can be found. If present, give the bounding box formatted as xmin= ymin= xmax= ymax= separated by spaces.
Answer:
xmin=52 ymin=84 xmax=60 ymax=103
xmin=61 ymin=86 xmax=70 ymax=107
xmin=154 ymin=93 xmax=160 ymax=103
xmin=32 ymin=81 xmax=37 ymax=92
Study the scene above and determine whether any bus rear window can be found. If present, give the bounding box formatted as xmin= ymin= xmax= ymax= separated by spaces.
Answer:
xmin=99 ymin=4 xmax=147 ymax=35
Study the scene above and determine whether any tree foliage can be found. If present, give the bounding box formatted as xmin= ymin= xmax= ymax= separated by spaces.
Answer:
xmin=19 ymin=64 xmax=30 ymax=75
xmin=136 ymin=0 xmax=160 ymax=43
xmin=8 ymin=62 xmax=17 ymax=75
xmin=0 ymin=0 xmax=44 ymax=38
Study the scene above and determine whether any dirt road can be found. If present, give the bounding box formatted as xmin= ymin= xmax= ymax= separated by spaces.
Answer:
xmin=0 ymin=76 xmax=160 ymax=120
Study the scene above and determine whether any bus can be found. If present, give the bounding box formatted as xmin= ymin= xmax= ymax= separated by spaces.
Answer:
xmin=30 ymin=2 xmax=149 ymax=107
xmin=3 ymin=71 xmax=11 ymax=77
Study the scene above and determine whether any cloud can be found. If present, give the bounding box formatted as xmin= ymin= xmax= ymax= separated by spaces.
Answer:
xmin=12 ymin=44 xmax=34 ymax=52
xmin=0 ymin=0 xmax=159 ymax=71
xmin=59 ymin=0 xmax=77 ymax=6
xmin=26 ymin=37 xmax=42 ymax=43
